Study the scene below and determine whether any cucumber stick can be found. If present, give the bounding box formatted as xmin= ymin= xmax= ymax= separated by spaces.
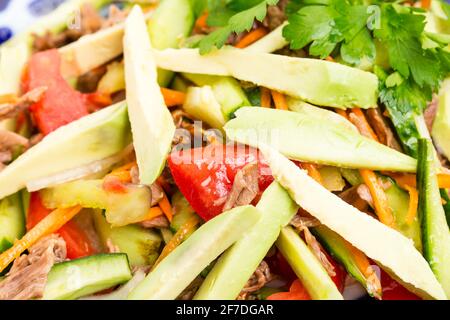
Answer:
xmin=0 ymin=193 xmax=25 ymax=253
xmin=418 ymin=139 xmax=450 ymax=298
xmin=43 ymin=253 xmax=132 ymax=300
xmin=170 ymin=191 xmax=197 ymax=233
xmin=128 ymin=205 xmax=260 ymax=300
xmin=94 ymin=212 xmax=162 ymax=267
xmin=183 ymin=73 xmax=250 ymax=120
xmin=148 ymin=0 xmax=195 ymax=86
xmin=276 ymin=226 xmax=343 ymax=300
xmin=194 ymin=182 xmax=299 ymax=300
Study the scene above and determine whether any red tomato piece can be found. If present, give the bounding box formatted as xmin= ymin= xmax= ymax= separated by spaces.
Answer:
xmin=27 ymin=192 xmax=95 ymax=259
xmin=380 ymin=269 xmax=421 ymax=300
xmin=168 ymin=144 xmax=273 ymax=221
xmin=22 ymin=49 xmax=89 ymax=135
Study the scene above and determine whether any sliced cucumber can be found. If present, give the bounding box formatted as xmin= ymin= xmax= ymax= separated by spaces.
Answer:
xmin=276 ymin=226 xmax=343 ymax=300
xmin=43 ymin=253 xmax=132 ymax=300
xmin=94 ymin=212 xmax=162 ymax=267
xmin=128 ymin=205 xmax=260 ymax=300
xmin=418 ymin=138 xmax=450 ymax=298
xmin=183 ymin=73 xmax=250 ymax=120
xmin=0 ymin=193 xmax=25 ymax=253
xmin=40 ymin=179 xmax=151 ymax=227
xmin=148 ymin=0 xmax=195 ymax=86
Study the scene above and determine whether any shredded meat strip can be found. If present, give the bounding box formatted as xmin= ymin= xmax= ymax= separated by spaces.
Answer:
xmin=102 ymin=5 xmax=129 ymax=28
xmin=290 ymin=215 xmax=336 ymax=278
xmin=238 ymin=261 xmax=273 ymax=300
xmin=339 ymin=184 xmax=373 ymax=212
xmin=140 ymin=215 xmax=170 ymax=229
xmin=0 ymin=129 xmax=29 ymax=151
xmin=32 ymin=3 xmax=103 ymax=52
xmin=424 ymin=97 xmax=438 ymax=133
xmin=222 ymin=162 xmax=259 ymax=211
xmin=0 ymin=235 xmax=66 ymax=300
xmin=129 ymin=164 xmax=164 ymax=206
xmin=0 ymin=87 xmax=47 ymax=121
xmin=262 ymin=0 xmax=288 ymax=30
xmin=366 ymin=108 xmax=402 ymax=151
xmin=177 ymin=276 xmax=204 ymax=300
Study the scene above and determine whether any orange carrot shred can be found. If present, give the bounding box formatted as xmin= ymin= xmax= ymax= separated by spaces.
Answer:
xmin=260 ymin=87 xmax=272 ymax=108
xmin=144 ymin=206 xmax=164 ymax=221
xmin=350 ymin=108 xmax=379 ymax=141
xmin=421 ymin=0 xmax=431 ymax=9
xmin=0 ymin=206 xmax=82 ymax=273
xmin=404 ymin=185 xmax=419 ymax=225
xmin=271 ymin=91 xmax=288 ymax=110
xmin=161 ymin=88 xmax=186 ymax=107
xmin=325 ymin=56 xmax=334 ymax=62
xmin=153 ymin=215 xmax=201 ymax=268
xmin=195 ymin=12 xmax=209 ymax=31
xmin=0 ymin=94 xmax=18 ymax=104
xmin=235 ymin=27 xmax=268 ymax=49
xmin=158 ymin=192 xmax=174 ymax=222
xmin=334 ymin=108 xmax=349 ymax=120
xmin=301 ymin=163 xmax=323 ymax=185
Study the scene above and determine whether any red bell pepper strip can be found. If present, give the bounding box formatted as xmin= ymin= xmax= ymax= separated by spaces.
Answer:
xmin=26 ymin=192 xmax=96 ymax=259
xmin=22 ymin=49 xmax=89 ymax=135
xmin=168 ymin=144 xmax=274 ymax=221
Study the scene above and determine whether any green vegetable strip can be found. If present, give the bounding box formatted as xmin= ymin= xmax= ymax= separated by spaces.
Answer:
xmin=417 ymin=138 xmax=450 ymax=298
xmin=127 ymin=206 xmax=260 ymax=300
xmin=194 ymin=182 xmax=298 ymax=300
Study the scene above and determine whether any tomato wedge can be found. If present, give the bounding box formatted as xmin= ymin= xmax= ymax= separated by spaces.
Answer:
xmin=380 ymin=269 xmax=421 ymax=300
xmin=27 ymin=192 xmax=96 ymax=259
xmin=168 ymin=144 xmax=273 ymax=221
xmin=22 ymin=49 xmax=89 ymax=135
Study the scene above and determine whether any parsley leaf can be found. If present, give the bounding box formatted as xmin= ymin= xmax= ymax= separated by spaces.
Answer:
xmin=283 ymin=0 xmax=374 ymax=64
xmin=198 ymin=0 xmax=278 ymax=54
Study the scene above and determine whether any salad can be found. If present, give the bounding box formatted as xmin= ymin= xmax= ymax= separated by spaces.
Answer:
xmin=0 ymin=0 xmax=449 ymax=301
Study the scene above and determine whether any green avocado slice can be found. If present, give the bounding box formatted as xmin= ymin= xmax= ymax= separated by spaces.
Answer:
xmin=0 ymin=102 xmax=130 ymax=201
xmin=152 ymin=47 xmax=379 ymax=109
xmin=123 ymin=6 xmax=175 ymax=185
xmin=225 ymin=107 xmax=417 ymax=172
xmin=259 ymin=145 xmax=446 ymax=300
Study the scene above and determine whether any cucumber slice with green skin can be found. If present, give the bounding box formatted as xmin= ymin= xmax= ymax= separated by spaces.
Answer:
xmin=43 ymin=253 xmax=132 ymax=300
xmin=439 ymin=189 xmax=450 ymax=228
xmin=312 ymin=225 xmax=368 ymax=293
xmin=40 ymin=179 xmax=151 ymax=227
xmin=418 ymin=138 xmax=450 ymax=298
xmin=0 ymin=193 xmax=25 ymax=253
xmin=148 ymin=0 xmax=195 ymax=86
xmin=128 ymin=205 xmax=260 ymax=300
xmin=194 ymin=182 xmax=299 ymax=300
xmin=0 ymin=102 xmax=131 ymax=201
xmin=93 ymin=212 xmax=162 ymax=267
xmin=225 ymin=107 xmax=417 ymax=172
xmin=276 ymin=226 xmax=343 ymax=300
xmin=170 ymin=191 xmax=197 ymax=233
xmin=183 ymin=73 xmax=250 ymax=120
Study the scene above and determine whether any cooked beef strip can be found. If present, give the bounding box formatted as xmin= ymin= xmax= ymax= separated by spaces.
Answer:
xmin=339 ymin=184 xmax=373 ymax=212
xmin=102 ymin=4 xmax=129 ymax=28
xmin=238 ymin=261 xmax=272 ymax=300
xmin=262 ymin=0 xmax=288 ymax=30
xmin=0 ymin=129 xmax=29 ymax=151
xmin=222 ymin=162 xmax=259 ymax=211
xmin=366 ymin=108 xmax=403 ymax=151
xmin=0 ymin=87 xmax=47 ymax=121
xmin=0 ymin=235 xmax=66 ymax=300
xmin=424 ymin=96 xmax=438 ymax=133
xmin=32 ymin=3 xmax=103 ymax=52
xmin=177 ymin=276 xmax=204 ymax=300
xmin=76 ymin=66 xmax=107 ymax=93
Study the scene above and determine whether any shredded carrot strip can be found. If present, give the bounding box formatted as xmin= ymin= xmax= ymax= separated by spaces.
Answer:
xmin=153 ymin=215 xmax=201 ymax=268
xmin=390 ymin=173 xmax=450 ymax=189
xmin=0 ymin=206 xmax=82 ymax=273
xmin=111 ymin=162 xmax=136 ymax=173
xmin=271 ymin=91 xmax=288 ymax=110
xmin=360 ymin=169 xmax=394 ymax=227
xmin=161 ymin=88 xmax=186 ymax=107
xmin=0 ymin=94 xmax=18 ymax=104
xmin=350 ymin=108 xmax=379 ymax=141
xmin=421 ymin=0 xmax=431 ymax=9
xmin=158 ymin=192 xmax=174 ymax=222
xmin=403 ymin=185 xmax=419 ymax=225
xmin=325 ymin=56 xmax=334 ymax=62
xmin=195 ymin=12 xmax=208 ymax=31
xmin=335 ymin=108 xmax=348 ymax=119
xmin=235 ymin=27 xmax=268 ymax=49
xmin=301 ymin=163 xmax=323 ymax=184
xmin=260 ymin=87 xmax=272 ymax=108
xmin=144 ymin=206 xmax=164 ymax=221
